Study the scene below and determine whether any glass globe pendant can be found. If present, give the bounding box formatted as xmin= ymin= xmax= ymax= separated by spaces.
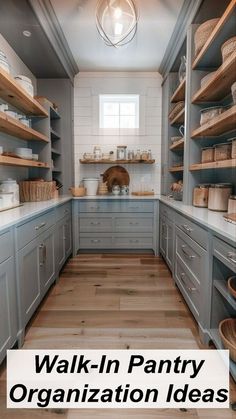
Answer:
xmin=96 ymin=0 xmax=138 ymax=47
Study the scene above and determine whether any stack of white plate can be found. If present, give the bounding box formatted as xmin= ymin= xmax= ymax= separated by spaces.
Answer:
xmin=15 ymin=147 xmax=32 ymax=160
xmin=15 ymin=75 xmax=34 ymax=97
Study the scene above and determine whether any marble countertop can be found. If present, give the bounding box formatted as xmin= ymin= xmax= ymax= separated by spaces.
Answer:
xmin=72 ymin=194 xmax=160 ymax=200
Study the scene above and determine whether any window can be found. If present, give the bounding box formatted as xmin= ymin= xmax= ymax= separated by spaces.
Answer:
xmin=99 ymin=94 xmax=139 ymax=129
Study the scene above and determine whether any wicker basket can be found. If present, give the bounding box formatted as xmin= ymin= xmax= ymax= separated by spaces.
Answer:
xmin=219 ymin=318 xmax=236 ymax=362
xmin=231 ymin=82 xmax=236 ymax=105
xmin=19 ymin=180 xmax=56 ymax=202
xmin=200 ymin=71 xmax=216 ymax=88
xmin=194 ymin=18 xmax=219 ymax=56
xmin=221 ymin=36 xmax=236 ymax=63
xmin=169 ymin=101 xmax=185 ymax=121
xmin=69 ymin=186 xmax=85 ymax=197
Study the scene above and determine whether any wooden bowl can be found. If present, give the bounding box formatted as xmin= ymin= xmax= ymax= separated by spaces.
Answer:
xmin=219 ymin=318 xmax=236 ymax=362
xmin=228 ymin=276 xmax=236 ymax=299
xmin=69 ymin=187 xmax=85 ymax=197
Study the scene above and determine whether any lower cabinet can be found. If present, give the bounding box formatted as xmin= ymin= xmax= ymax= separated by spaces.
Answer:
xmin=55 ymin=215 xmax=72 ymax=273
xmin=159 ymin=206 xmax=174 ymax=271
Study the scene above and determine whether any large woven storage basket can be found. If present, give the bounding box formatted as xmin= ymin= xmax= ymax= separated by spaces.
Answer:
xmin=194 ymin=18 xmax=220 ymax=56
xmin=169 ymin=101 xmax=185 ymax=121
xmin=221 ymin=36 xmax=236 ymax=63
xmin=19 ymin=180 xmax=56 ymax=202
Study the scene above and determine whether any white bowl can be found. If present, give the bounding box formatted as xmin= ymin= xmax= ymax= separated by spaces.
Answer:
xmin=15 ymin=75 xmax=34 ymax=97
xmin=15 ymin=147 xmax=32 ymax=159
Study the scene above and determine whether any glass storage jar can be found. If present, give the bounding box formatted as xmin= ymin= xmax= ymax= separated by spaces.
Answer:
xmin=208 ymin=184 xmax=232 ymax=211
xmin=228 ymin=195 xmax=236 ymax=214
xmin=117 ymin=146 xmax=127 ymax=160
xmin=201 ymin=147 xmax=214 ymax=163
xmin=214 ymin=142 xmax=232 ymax=161
xmin=193 ymin=184 xmax=210 ymax=208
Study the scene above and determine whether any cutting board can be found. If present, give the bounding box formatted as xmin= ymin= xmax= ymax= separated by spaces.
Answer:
xmin=103 ymin=166 xmax=130 ymax=192
xmin=223 ymin=213 xmax=236 ymax=225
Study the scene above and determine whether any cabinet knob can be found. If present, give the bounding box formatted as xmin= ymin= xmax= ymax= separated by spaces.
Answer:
xmin=91 ymin=239 xmax=101 ymax=243
xmin=182 ymin=224 xmax=193 ymax=233
xmin=227 ymin=252 xmax=236 ymax=264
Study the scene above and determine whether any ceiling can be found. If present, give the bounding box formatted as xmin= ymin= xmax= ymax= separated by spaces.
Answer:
xmin=50 ymin=0 xmax=185 ymax=72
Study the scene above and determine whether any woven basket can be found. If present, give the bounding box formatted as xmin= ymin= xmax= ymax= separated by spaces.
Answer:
xmin=169 ymin=101 xmax=185 ymax=121
xmin=200 ymin=71 xmax=216 ymax=88
xmin=219 ymin=318 xmax=236 ymax=362
xmin=19 ymin=180 xmax=56 ymax=202
xmin=228 ymin=276 xmax=236 ymax=299
xmin=69 ymin=186 xmax=85 ymax=197
xmin=231 ymin=81 xmax=236 ymax=105
xmin=194 ymin=18 xmax=220 ymax=56
xmin=221 ymin=36 xmax=236 ymax=63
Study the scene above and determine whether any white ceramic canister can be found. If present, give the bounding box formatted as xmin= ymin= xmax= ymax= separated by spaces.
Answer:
xmin=14 ymin=75 xmax=34 ymax=97
xmin=208 ymin=184 xmax=232 ymax=211
xmin=228 ymin=195 xmax=236 ymax=214
xmin=83 ymin=178 xmax=99 ymax=196
xmin=0 ymin=192 xmax=14 ymax=208
xmin=0 ymin=179 xmax=19 ymax=204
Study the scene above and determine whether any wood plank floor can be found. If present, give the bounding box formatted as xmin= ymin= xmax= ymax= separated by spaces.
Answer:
xmin=0 ymin=254 xmax=235 ymax=418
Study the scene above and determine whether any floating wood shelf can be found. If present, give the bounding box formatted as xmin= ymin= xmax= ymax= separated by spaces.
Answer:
xmin=169 ymin=138 xmax=184 ymax=151
xmin=192 ymin=52 xmax=236 ymax=103
xmin=0 ymin=111 xmax=49 ymax=142
xmin=169 ymin=166 xmax=184 ymax=172
xmin=189 ymin=159 xmax=236 ymax=171
xmin=191 ymin=105 xmax=236 ymax=138
xmin=192 ymin=0 xmax=236 ymax=69
xmin=169 ymin=108 xmax=185 ymax=125
xmin=0 ymin=68 xmax=48 ymax=117
xmin=79 ymin=159 xmax=156 ymax=164
xmin=170 ymin=79 xmax=186 ymax=103
xmin=0 ymin=155 xmax=50 ymax=168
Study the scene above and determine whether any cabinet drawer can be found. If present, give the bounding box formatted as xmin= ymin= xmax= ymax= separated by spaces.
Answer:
xmin=16 ymin=210 xmax=54 ymax=250
xmin=0 ymin=229 xmax=13 ymax=264
xmin=175 ymin=212 xmax=208 ymax=249
xmin=80 ymin=236 xmax=112 ymax=249
xmin=114 ymin=236 xmax=153 ymax=248
xmin=79 ymin=200 xmax=154 ymax=213
xmin=213 ymin=237 xmax=236 ymax=273
xmin=175 ymin=255 xmax=200 ymax=320
xmin=160 ymin=203 xmax=174 ymax=221
xmin=115 ymin=217 xmax=153 ymax=233
xmin=55 ymin=202 xmax=71 ymax=223
xmin=79 ymin=217 xmax=112 ymax=232
xmin=176 ymin=227 xmax=206 ymax=284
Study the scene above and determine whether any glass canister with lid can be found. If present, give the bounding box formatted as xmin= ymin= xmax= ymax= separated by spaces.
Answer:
xmin=193 ymin=184 xmax=210 ymax=207
xmin=117 ymin=146 xmax=127 ymax=160
xmin=0 ymin=178 xmax=19 ymax=204
xmin=208 ymin=183 xmax=232 ymax=211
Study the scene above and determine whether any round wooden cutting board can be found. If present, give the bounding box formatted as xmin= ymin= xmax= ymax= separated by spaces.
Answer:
xmin=103 ymin=165 xmax=130 ymax=192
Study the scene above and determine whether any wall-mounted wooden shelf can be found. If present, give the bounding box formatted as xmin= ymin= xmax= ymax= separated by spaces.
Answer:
xmin=0 ymin=68 xmax=48 ymax=117
xmin=169 ymin=138 xmax=184 ymax=150
xmin=192 ymin=52 xmax=236 ymax=103
xmin=169 ymin=108 xmax=185 ymax=125
xmin=169 ymin=166 xmax=184 ymax=172
xmin=0 ymin=111 xmax=49 ymax=142
xmin=0 ymin=155 xmax=50 ymax=168
xmin=189 ymin=159 xmax=236 ymax=171
xmin=192 ymin=0 xmax=236 ymax=69
xmin=170 ymin=79 xmax=186 ymax=103
xmin=79 ymin=159 xmax=156 ymax=164
xmin=191 ymin=105 xmax=236 ymax=138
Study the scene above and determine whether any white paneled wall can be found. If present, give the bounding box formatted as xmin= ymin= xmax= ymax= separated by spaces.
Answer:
xmin=74 ymin=72 xmax=162 ymax=193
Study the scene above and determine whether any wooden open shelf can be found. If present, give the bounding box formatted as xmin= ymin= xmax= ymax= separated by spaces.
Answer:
xmin=0 ymin=68 xmax=48 ymax=117
xmin=190 ymin=159 xmax=236 ymax=171
xmin=0 ymin=111 xmax=49 ymax=142
xmin=169 ymin=108 xmax=185 ymax=125
xmin=169 ymin=138 xmax=184 ymax=151
xmin=169 ymin=166 xmax=184 ymax=172
xmin=192 ymin=52 xmax=236 ymax=103
xmin=170 ymin=79 xmax=186 ymax=103
xmin=192 ymin=0 xmax=236 ymax=69
xmin=191 ymin=105 xmax=236 ymax=138
xmin=79 ymin=159 xmax=156 ymax=164
xmin=0 ymin=155 xmax=50 ymax=168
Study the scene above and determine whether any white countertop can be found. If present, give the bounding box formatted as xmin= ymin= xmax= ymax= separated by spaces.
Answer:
xmin=0 ymin=196 xmax=71 ymax=232
xmin=73 ymin=194 xmax=160 ymax=200
xmin=159 ymin=196 xmax=236 ymax=245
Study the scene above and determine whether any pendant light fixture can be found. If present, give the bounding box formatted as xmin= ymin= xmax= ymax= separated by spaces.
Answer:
xmin=96 ymin=0 xmax=138 ymax=47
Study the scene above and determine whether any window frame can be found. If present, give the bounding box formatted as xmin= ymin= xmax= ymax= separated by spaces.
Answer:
xmin=99 ymin=94 xmax=140 ymax=130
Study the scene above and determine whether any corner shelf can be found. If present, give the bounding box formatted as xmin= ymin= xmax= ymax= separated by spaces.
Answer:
xmin=191 ymin=105 xmax=236 ymax=138
xmin=169 ymin=138 xmax=184 ymax=151
xmin=51 ymin=128 xmax=60 ymax=140
xmin=50 ymin=107 xmax=60 ymax=120
xmin=169 ymin=166 xmax=184 ymax=172
xmin=214 ymin=280 xmax=236 ymax=311
xmin=170 ymin=79 xmax=186 ymax=103
xmin=0 ymin=155 xmax=50 ymax=168
xmin=51 ymin=148 xmax=61 ymax=156
xmin=169 ymin=108 xmax=185 ymax=125
xmin=0 ymin=68 xmax=48 ymax=117
xmin=210 ymin=328 xmax=236 ymax=382
xmin=190 ymin=159 xmax=236 ymax=171
xmin=192 ymin=0 xmax=236 ymax=69
xmin=0 ymin=111 xmax=49 ymax=142
xmin=192 ymin=52 xmax=236 ymax=103
xmin=79 ymin=159 xmax=156 ymax=164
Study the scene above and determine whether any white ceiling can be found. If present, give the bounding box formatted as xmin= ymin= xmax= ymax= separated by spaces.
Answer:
xmin=50 ymin=0 xmax=185 ymax=72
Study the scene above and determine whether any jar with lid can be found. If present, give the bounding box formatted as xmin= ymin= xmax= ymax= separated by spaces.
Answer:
xmin=208 ymin=184 xmax=232 ymax=211
xmin=193 ymin=184 xmax=210 ymax=208
xmin=93 ymin=146 xmax=102 ymax=160
xmin=141 ymin=150 xmax=148 ymax=161
xmin=0 ymin=179 xmax=19 ymax=204
xmin=135 ymin=149 xmax=141 ymax=160
xmin=214 ymin=142 xmax=231 ymax=161
xmin=117 ymin=146 xmax=127 ymax=160
xmin=147 ymin=149 xmax=152 ymax=160
xmin=201 ymin=147 xmax=214 ymax=163
xmin=228 ymin=195 xmax=236 ymax=214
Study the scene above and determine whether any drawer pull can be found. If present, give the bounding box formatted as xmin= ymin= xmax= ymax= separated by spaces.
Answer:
xmin=130 ymin=206 xmax=139 ymax=210
xmin=129 ymin=239 xmax=139 ymax=243
xmin=90 ymin=222 xmax=101 ymax=226
xmin=181 ymin=245 xmax=195 ymax=259
xmin=180 ymin=273 xmax=196 ymax=293
xmin=91 ymin=239 xmax=101 ymax=243
xmin=35 ymin=222 xmax=46 ymax=231
xmin=182 ymin=224 xmax=193 ymax=233
xmin=129 ymin=222 xmax=139 ymax=226
xmin=90 ymin=206 xmax=100 ymax=210
xmin=227 ymin=252 xmax=236 ymax=264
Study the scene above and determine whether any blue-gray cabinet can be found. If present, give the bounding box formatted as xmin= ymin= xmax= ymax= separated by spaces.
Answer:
xmin=159 ymin=203 xmax=174 ymax=271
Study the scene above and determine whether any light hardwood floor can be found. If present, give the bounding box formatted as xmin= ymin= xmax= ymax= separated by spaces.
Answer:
xmin=0 ymin=254 xmax=235 ymax=418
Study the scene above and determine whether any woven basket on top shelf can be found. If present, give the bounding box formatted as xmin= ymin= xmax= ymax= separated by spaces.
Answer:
xmin=169 ymin=101 xmax=185 ymax=121
xmin=194 ymin=18 xmax=220 ymax=57
xmin=221 ymin=36 xmax=236 ymax=63
xmin=19 ymin=180 xmax=56 ymax=202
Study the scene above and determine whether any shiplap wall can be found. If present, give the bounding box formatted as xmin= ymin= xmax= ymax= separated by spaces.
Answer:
xmin=74 ymin=72 xmax=162 ymax=193
xmin=0 ymin=34 xmax=36 ymax=182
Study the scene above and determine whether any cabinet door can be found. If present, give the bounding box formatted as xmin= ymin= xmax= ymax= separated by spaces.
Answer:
xmin=166 ymin=220 xmax=174 ymax=271
xmin=55 ymin=218 xmax=65 ymax=272
xmin=160 ymin=216 xmax=167 ymax=257
xmin=0 ymin=257 xmax=18 ymax=364
xmin=40 ymin=228 xmax=55 ymax=297
xmin=64 ymin=217 xmax=72 ymax=258
xmin=18 ymin=239 xmax=41 ymax=327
